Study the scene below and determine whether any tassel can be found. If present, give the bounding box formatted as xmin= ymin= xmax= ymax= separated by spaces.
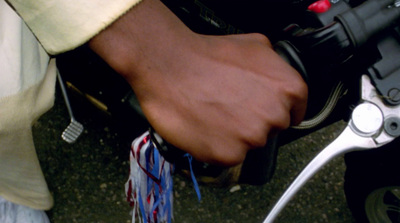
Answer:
xmin=125 ymin=131 xmax=174 ymax=223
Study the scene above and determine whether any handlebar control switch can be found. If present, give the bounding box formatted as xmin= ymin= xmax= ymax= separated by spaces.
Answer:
xmin=308 ymin=0 xmax=332 ymax=13
xmin=350 ymin=103 xmax=383 ymax=137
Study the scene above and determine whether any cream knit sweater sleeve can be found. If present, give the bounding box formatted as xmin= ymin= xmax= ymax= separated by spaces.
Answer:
xmin=0 ymin=0 xmax=140 ymax=210
xmin=6 ymin=0 xmax=142 ymax=55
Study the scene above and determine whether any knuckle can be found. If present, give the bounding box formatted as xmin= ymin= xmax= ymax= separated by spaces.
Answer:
xmin=296 ymin=79 xmax=308 ymax=97
xmin=241 ymin=126 xmax=268 ymax=148
xmin=266 ymin=107 xmax=292 ymax=132
xmin=200 ymin=138 xmax=248 ymax=166
xmin=248 ymin=134 xmax=268 ymax=148
xmin=286 ymin=76 xmax=308 ymax=102
xmin=211 ymin=147 xmax=247 ymax=166
xmin=272 ymin=114 xmax=291 ymax=131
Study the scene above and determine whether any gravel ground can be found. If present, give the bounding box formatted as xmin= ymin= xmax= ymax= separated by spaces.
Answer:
xmin=33 ymin=88 xmax=356 ymax=223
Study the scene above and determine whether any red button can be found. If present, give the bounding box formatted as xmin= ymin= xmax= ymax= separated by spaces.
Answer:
xmin=308 ymin=0 xmax=331 ymax=13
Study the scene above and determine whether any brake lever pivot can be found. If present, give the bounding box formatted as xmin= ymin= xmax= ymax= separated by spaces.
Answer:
xmin=263 ymin=75 xmax=400 ymax=222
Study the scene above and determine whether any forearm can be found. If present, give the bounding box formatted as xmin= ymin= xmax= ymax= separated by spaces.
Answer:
xmin=89 ymin=0 xmax=194 ymax=84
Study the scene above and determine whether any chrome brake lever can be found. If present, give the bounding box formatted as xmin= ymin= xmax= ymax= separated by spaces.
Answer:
xmin=263 ymin=75 xmax=400 ymax=223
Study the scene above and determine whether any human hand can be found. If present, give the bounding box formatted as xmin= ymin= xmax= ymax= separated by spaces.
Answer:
xmin=89 ymin=0 xmax=308 ymax=166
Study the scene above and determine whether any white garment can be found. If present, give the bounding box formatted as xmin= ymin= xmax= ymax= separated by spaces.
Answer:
xmin=0 ymin=0 xmax=55 ymax=210
xmin=0 ymin=0 xmax=49 ymax=98
xmin=0 ymin=0 xmax=140 ymax=210
xmin=6 ymin=0 xmax=142 ymax=54
xmin=0 ymin=196 xmax=50 ymax=223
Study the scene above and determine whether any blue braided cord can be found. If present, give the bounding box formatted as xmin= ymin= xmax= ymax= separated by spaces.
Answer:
xmin=183 ymin=153 xmax=201 ymax=201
